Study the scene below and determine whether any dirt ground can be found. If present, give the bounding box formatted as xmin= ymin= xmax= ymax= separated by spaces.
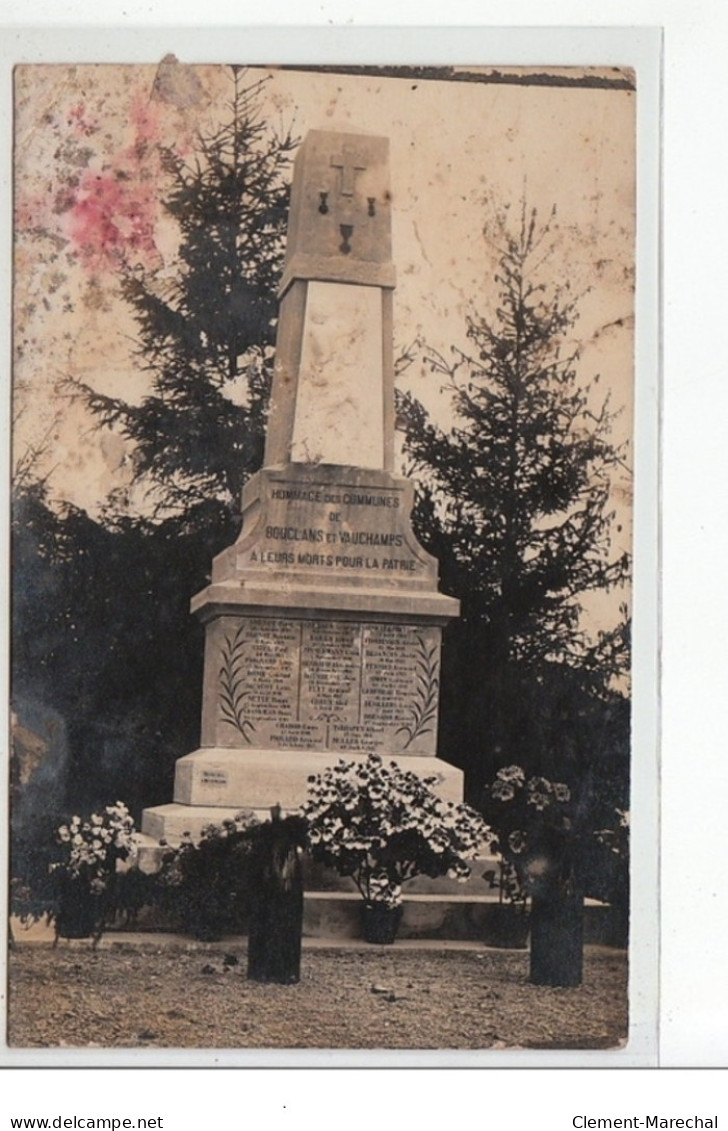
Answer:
xmin=7 ymin=938 xmax=628 ymax=1051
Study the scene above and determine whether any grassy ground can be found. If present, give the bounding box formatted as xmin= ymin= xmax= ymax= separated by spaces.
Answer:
xmin=7 ymin=936 xmax=628 ymax=1051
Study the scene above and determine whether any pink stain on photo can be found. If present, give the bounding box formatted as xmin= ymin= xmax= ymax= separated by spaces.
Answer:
xmin=66 ymin=92 xmax=166 ymax=272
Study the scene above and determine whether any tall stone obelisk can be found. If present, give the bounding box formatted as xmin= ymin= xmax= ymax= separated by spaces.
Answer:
xmin=143 ymin=131 xmax=461 ymax=842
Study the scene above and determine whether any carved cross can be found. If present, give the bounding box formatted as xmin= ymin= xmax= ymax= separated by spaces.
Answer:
xmin=330 ymin=146 xmax=367 ymax=197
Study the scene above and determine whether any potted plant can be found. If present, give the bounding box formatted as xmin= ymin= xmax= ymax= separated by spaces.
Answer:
xmin=157 ymin=810 xmax=259 ymax=941
xmin=483 ymin=765 xmax=587 ymax=984
xmin=50 ymin=801 xmax=139 ymax=944
xmin=10 ymin=814 xmax=60 ymax=943
xmin=481 ymin=855 xmax=530 ymax=949
xmin=302 ymin=753 xmax=492 ymax=944
xmin=593 ymin=807 xmax=630 ymax=948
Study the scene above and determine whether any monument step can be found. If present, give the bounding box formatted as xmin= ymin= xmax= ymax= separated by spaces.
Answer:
xmin=10 ymin=916 xmax=623 ymax=953
xmin=140 ymin=807 xmax=267 ymax=847
xmin=13 ymin=895 xmax=615 ymax=947
xmin=131 ymin=838 xmax=617 ymax=945
xmin=143 ymin=748 xmax=464 ymax=836
xmin=303 ymin=891 xmax=614 ymax=945
xmin=136 ymin=832 xmax=501 ymax=896
xmin=301 ymin=854 xmax=502 ymax=896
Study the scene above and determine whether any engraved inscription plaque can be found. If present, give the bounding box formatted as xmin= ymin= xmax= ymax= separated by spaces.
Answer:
xmin=207 ymin=615 xmax=441 ymax=756
xmin=223 ymin=468 xmax=437 ymax=588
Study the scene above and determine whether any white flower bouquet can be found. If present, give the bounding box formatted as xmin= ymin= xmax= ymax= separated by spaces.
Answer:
xmin=483 ymin=765 xmax=576 ymax=903
xmin=52 ymin=801 xmax=139 ymax=895
xmin=302 ymin=753 xmax=493 ymax=909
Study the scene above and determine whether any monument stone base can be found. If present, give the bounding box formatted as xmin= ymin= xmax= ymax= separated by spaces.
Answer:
xmin=141 ymin=746 xmax=464 ymax=843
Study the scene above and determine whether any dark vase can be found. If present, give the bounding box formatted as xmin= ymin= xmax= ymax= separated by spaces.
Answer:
xmin=361 ymin=902 xmax=403 ymax=945
xmin=487 ymin=905 xmax=530 ymax=949
xmin=55 ymin=880 xmax=105 ymax=940
xmin=246 ymin=813 xmax=306 ymax=984
xmin=529 ymin=886 xmax=584 ymax=986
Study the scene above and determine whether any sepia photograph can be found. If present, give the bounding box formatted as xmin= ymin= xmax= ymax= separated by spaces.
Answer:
xmin=8 ymin=56 xmax=641 ymax=1057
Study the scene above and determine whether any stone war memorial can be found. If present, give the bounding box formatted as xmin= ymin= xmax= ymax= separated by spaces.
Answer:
xmin=143 ymin=130 xmax=462 ymax=841
xmin=10 ymin=63 xmax=635 ymax=1050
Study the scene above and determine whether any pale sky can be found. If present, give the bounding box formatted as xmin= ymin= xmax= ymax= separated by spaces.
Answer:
xmin=13 ymin=62 xmax=635 ymax=574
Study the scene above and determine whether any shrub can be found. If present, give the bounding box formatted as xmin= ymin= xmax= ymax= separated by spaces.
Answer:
xmin=157 ymin=811 xmax=259 ymax=940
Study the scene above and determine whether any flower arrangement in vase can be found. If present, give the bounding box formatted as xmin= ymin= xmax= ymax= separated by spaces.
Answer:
xmin=483 ymin=765 xmax=575 ymax=891
xmin=302 ymin=753 xmax=492 ymax=944
xmin=483 ymin=765 xmax=602 ymax=984
xmin=50 ymin=801 xmax=139 ymax=944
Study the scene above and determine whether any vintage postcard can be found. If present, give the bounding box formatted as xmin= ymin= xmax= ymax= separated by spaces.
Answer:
xmin=7 ymin=52 xmax=657 ymax=1064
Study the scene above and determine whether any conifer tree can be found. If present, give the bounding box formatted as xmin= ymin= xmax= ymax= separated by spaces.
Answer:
xmin=14 ymin=69 xmax=298 ymax=813
xmin=398 ymin=203 xmax=631 ymax=797
xmin=77 ymin=67 xmax=297 ymax=526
